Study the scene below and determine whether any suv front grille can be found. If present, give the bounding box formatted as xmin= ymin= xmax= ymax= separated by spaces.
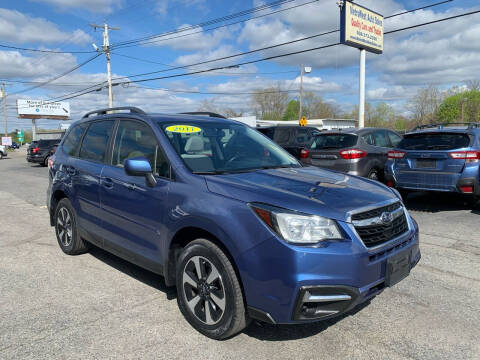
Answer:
xmin=352 ymin=202 xmax=409 ymax=248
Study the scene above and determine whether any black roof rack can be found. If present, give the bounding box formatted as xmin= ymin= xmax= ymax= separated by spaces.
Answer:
xmin=82 ymin=107 xmax=146 ymax=119
xmin=410 ymin=122 xmax=480 ymax=131
xmin=178 ymin=112 xmax=227 ymax=119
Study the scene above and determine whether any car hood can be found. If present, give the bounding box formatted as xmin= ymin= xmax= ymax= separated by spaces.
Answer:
xmin=205 ymin=166 xmax=398 ymax=223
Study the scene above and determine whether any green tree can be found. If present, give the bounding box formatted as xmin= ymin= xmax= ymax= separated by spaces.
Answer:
xmin=282 ymin=100 xmax=299 ymax=120
xmin=437 ymin=90 xmax=480 ymax=123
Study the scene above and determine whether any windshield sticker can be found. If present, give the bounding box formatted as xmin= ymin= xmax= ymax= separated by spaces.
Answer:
xmin=166 ymin=125 xmax=202 ymax=134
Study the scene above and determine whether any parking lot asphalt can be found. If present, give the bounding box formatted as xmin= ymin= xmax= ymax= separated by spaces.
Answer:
xmin=0 ymin=149 xmax=479 ymax=359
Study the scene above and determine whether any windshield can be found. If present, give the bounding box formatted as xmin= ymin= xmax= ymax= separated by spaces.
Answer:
xmin=160 ymin=122 xmax=300 ymax=174
xmin=310 ymin=133 xmax=358 ymax=149
xmin=398 ymin=132 xmax=471 ymax=150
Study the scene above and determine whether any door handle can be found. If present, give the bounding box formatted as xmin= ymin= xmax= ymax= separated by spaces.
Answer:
xmin=124 ymin=183 xmax=136 ymax=190
xmin=102 ymin=178 xmax=114 ymax=189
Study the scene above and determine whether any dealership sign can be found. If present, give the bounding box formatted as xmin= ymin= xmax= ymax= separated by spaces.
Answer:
xmin=17 ymin=99 xmax=70 ymax=118
xmin=340 ymin=1 xmax=384 ymax=54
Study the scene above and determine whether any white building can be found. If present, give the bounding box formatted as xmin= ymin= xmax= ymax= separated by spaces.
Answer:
xmin=231 ymin=116 xmax=357 ymax=130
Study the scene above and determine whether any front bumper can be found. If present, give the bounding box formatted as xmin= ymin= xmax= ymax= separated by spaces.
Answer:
xmin=240 ymin=212 xmax=420 ymax=324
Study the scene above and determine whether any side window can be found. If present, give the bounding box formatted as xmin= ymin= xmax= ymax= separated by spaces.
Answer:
xmin=79 ymin=121 xmax=114 ymax=162
xmin=273 ymin=128 xmax=291 ymax=144
xmin=373 ymin=130 xmax=389 ymax=148
xmin=362 ymin=132 xmax=375 ymax=146
xmin=112 ymin=120 xmax=169 ymax=178
xmin=387 ymin=131 xmax=402 ymax=148
xmin=62 ymin=123 xmax=87 ymax=156
xmin=295 ymin=129 xmax=312 ymax=145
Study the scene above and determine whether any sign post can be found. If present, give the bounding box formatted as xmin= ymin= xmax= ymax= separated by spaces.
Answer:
xmin=340 ymin=1 xmax=383 ymax=128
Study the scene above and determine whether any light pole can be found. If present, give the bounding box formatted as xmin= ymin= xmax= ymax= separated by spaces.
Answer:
xmin=299 ymin=65 xmax=312 ymax=120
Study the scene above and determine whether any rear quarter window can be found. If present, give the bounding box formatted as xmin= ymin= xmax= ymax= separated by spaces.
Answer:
xmin=62 ymin=123 xmax=88 ymax=156
xmin=399 ymin=132 xmax=471 ymax=150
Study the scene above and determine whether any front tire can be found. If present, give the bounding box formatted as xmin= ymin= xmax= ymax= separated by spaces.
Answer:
xmin=55 ymin=198 xmax=88 ymax=255
xmin=176 ymin=239 xmax=248 ymax=339
xmin=42 ymin=156 xmax=49 ymax=167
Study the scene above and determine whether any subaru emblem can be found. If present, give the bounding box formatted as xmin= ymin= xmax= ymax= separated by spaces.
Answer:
xmin=380 ymin=212 xmax=393 ymax=224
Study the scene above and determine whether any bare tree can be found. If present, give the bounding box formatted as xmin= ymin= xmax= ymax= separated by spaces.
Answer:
xmin=197 ymin=99 xmax=244 ymax=118
xmin=251 ymin=85 xmax=288 ymax=120
xmin=409 ymin=85 xmax=443 ymax=125
xmin=465 ymin=79 xmax=480 ymax=91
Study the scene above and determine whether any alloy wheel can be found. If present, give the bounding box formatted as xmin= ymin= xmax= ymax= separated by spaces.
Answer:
xmin=56 ymin=207 xmax=73 ymax=247
xmin=182 ymin=256 xmax=226 ymax=325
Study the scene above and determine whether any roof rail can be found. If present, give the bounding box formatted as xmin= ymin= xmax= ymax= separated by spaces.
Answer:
xmin=178 ymin=111 xmax=227 ymax=119
xmin=82 ymin=107 xmax=146 ymax=119
xmin=410 ymin=122 xmax=477 ymax=131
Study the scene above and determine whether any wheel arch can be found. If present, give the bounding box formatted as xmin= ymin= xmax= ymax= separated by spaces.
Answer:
xmin=164 ymin=226 xmax=245 ymax=305
xmin=49 ymin=189 xmax=69 ymax=226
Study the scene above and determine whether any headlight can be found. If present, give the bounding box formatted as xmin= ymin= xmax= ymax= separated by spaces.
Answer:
xmin=250 ymin=204 xmax=342 ymax=244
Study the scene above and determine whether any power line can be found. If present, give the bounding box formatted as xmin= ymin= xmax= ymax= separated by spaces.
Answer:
xmin=112 ymin=0 xmax=320 ymax=50
xmin=10 ymin=3 xmax=475 ymax=109
xmin=0 ymin=44 xmax=95 ymax=54
xmin=111 ymin=0 xmax=456 ymax=81
xmin=112 ymin=0 xmax=298 ymax=48
xmin=130 ymin=84 xmax=300 ymax=95
xmin=8 ymin=53 xmax=102 ymax=96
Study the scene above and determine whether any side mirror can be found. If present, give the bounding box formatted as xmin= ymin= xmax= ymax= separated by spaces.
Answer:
xmin=124 ymin=157 xmax=157 ymax=187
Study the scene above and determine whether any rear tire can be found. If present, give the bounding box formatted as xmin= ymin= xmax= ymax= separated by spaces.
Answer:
xmin=0 ymin=152 xmax=4 ymax=159
xmin=472 ymin=196 xmax=480 ymax=210
xmin=42 ymin=156 xmax=49 ymax=167
xmin=55 ymin=198 xmax=88 ymax=255
xmin=176 ymin=239 xmax=248 ymax=340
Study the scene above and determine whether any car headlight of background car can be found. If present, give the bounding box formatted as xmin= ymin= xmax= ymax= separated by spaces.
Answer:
xmin=250 ymin=204 xmax=342 ymax=244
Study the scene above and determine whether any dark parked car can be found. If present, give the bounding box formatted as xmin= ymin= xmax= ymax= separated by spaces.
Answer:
xmin=301 ymin=128 xmax=403 ymax=181
xmin=48 ymin=107 xmax=419 ymax=339
xmin=27 ymin=139 xmax=60 ymax=166
xmin=385 ymin=123 xmax=480 ymax=206
xmin=9 ymin=141 xmax=20 ymax=149
xmin=257 ymin=126 xmax=320 ymax=159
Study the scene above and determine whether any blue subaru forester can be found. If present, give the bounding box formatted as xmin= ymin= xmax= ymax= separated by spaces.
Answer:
xmin=47 ymin=107 xmax=420 ymax=339
xmin=385 ymin=123 xmax=480 ymax=207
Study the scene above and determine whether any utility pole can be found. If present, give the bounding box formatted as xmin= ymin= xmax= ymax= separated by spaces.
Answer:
xmin=298 ymin=65 xmax=312 ymax=121
xmin=90 ymin=22 xmax=120 ymax=108
xmin=359 ymin=49 xmax=366 ymax=128
xmin=299 ymin=64 xmax=304 ymax=121
xmin=1 ymin=83 xmax=6 ymax=136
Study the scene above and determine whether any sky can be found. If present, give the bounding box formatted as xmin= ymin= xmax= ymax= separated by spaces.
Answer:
xmin=1 ymin=0 xmax=480 ymax=131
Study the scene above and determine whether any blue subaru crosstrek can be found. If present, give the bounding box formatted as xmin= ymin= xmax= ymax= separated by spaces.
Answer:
xmin=385 ymin=124 xmax=480 ymax=207
xmin=47 ymin=107 xmax=420 ymax=339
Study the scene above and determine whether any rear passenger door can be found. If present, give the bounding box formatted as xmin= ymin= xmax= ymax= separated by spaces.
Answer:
xmin=99 ymin=119 xmax=171 ymax=270
xmin=70 ymin=120 xmax=115 ymax=242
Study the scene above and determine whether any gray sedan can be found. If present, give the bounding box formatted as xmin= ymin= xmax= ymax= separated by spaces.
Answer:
xmin=300 ymin=128 xmax=402 ymax=181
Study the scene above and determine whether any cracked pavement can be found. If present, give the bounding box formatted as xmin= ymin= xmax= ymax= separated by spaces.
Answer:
xmin=0 ymin=149 xmax=479 ymax=359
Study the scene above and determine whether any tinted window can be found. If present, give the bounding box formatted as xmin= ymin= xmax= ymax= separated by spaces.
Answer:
xmin=373 ymin=130 xmax=389 ymax=147
xmin=296 ymin=128 xmax=314 ymax=145
xmin=79 ymin=121 xmax=114 ymax=162
xmin=398 ymin=132 xmax=471 ymax=150
xmin=258 ymin=128 xmax=275 ymax=140
xmin=62 ymin=123 xmax=87 ymax=156
xmin=112 ymin=120 xmax=169 ymax=177
xmin=387 ymin=131 xmax=402 ymax=147
xmin=362 ymin=133 xmax=375 ymax=146
xmin=273 ymin=128 xmax=291 ymax=144
xmin=38 ymin=139 xmax=60 ymax=147
xmin=161 ymin=122 xmax=299 ymax=173
xmin=310 ymin=134 xmax=358 ymax=149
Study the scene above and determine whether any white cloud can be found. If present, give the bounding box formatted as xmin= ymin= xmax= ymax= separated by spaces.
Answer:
xmin=154 ymin=24 xmax=233 ymax=51
xmin=174 ymin=45 xmax=240 ymax=68
xmin=0 ymin=51 xmax=78 ymax=78
xmin=0 ymin=8 xmax=92 ymax=44
xmin=31 ymin=0 xmax=123 ymax=13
